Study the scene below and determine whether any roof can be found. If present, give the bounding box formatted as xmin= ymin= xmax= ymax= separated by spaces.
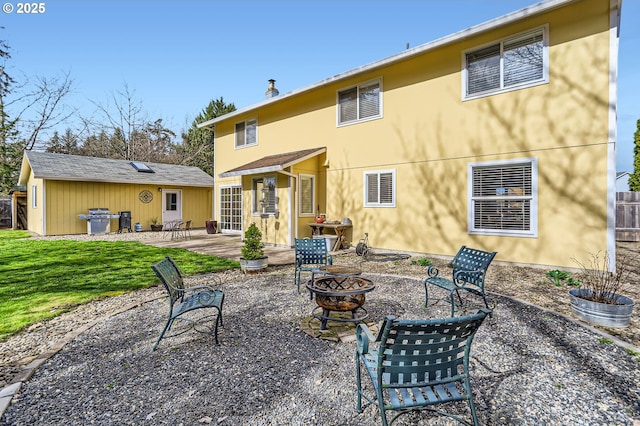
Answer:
xmin=617 ymin=171 xmax=630 ymax=179
xmin=198 ymin=0 xmax=580 ymax=129
xmin=219 ymin=147 xmax=326 ymax=178
xmin=19 ymin=151 xmax=214 ymax=187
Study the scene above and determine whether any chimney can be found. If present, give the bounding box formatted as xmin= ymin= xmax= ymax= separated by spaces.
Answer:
xmin=265 ymin=79 xmax=279 ymax=99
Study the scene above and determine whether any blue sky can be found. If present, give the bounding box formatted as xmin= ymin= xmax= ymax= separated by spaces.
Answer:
xmin=2 ymin=0 xmax=639 ymax=172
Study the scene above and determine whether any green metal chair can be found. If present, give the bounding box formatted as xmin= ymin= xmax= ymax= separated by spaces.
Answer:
xmin=151 ymin=256 xmax=224 ymax=351
xmin=294 ymin=238 xmax=332 ymax=293
xmin=424 ymin=246 xmax=497 ymax=316
xmin=356 ymin=309 xmax=491 ymax=426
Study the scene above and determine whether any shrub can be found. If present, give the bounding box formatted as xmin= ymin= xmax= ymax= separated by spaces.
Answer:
xmin=241 ymin=223 xmax=264 ymax=260
xmin=572 ymin=251 xmax=635 ymax=304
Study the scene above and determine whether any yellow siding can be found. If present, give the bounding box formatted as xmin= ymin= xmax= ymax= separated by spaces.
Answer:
xmin=42 ymin=181 xmax=212 ymax=236
xmin=212 ymin=0 xmax=613 ymax=268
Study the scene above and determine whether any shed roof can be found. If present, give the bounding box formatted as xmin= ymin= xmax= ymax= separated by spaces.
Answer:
xmin=219 ymin=147 xmax=326 ymax=178
xmin=19 ymin=151 xmax=214 ymax=187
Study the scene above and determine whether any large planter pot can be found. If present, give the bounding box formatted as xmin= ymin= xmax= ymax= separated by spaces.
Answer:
xmin=569 ymin=288 xmax=634 ymax=328
xmin=205 ymin=220 xmax=217 ymax=234
xmin=150 ymin=224 xmax=163 ymax=232
xmin=239 ymin=257 xmax=268 ymax=274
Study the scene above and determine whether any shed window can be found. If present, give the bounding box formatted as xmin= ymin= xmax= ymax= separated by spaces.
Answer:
xmin=130 ymin=161 xmax=154 ymax=173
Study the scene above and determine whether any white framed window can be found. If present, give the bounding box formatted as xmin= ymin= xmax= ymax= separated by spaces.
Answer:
xmin=364 ymin=169 xmax=395 ymax=207
xmin=468 ymin=158 xmax=538 ymax=237
xmin=337 ymin=78 xmax=382 ymax=126
xmin=252 ymin=176 xmax=276 ymax=215
xmin=299 ymin=174 xmax=315 ymax=216
xmin=235 ymin=118 xmax=257 ymax=148
xmin=463 ymin=27 xmax=548 ymax=99
xmin=31 ymin=185 xmax=37 ymax=208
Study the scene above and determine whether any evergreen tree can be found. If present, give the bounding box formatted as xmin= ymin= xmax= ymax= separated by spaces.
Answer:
xmin=629 ymin=119 xmax=640 ymax=191
xmin=179 ymin=97 xmax=236 ymax=176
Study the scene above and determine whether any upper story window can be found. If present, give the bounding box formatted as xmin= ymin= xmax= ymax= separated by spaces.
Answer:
xmin=468 ymin=158 xmax=537 ymax=237
xmin=364 ymin=169 xmax=395 ymax=208
xmin=464 ymin=27 xmax=547 ymax=99
xmin=235 ymin=118 xmax=257 ymax=148
xmin=337 ymin=79 xmax=382 ymax=126
xmin=299 ymin=174 xmax=315 ymax=216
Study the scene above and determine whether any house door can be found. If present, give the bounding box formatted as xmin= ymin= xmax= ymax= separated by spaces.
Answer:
xmin=162 ymin=189 xmax=182 ymax=225
xmin=220 ymin=185 xmax=242 ymax=233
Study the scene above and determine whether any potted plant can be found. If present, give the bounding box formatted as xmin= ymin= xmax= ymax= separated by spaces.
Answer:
xmin=569 ymin=251 xmax=635 ymax=328
xmin=150 ymin=217 xmax=163 ymax=232
xmin=240 ymin=222 xmax=268 ymax=273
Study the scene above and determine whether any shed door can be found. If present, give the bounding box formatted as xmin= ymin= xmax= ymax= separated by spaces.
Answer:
xmin=162 ymin=189 xmax=182 ymax=225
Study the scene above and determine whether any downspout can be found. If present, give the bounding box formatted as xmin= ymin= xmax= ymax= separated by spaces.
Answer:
xmin=606 ymin=0 xmax=621 ymax=272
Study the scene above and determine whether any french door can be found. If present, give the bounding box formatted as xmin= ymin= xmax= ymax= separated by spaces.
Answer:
xmin=220 ymin=186 xmax=242 ymax=233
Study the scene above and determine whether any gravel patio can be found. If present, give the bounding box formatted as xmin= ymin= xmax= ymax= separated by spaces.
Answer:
xmin=0 ymin=231 xmax=639 ymax=425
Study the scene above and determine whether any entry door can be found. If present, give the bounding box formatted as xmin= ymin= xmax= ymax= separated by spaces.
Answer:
xmin=220 ymin=186 xmax=242 ymax=233
xmin=162 ymin=189 xmax=182 ymax=224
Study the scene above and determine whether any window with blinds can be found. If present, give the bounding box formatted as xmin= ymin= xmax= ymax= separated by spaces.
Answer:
xmin=465 ymin=28 xmax=546 ymax=98
xmin=299 ymin=175 xmax=315 ymax=215
xmin=364 ymin=170 xmax=395 ymax=207
xmin=469 ymin=159 xmax=537 ymax=236
xmin=235 ymin=119 xmax=257 ymax=148
xmin=338 ymin=79 xmax=382 ymax=125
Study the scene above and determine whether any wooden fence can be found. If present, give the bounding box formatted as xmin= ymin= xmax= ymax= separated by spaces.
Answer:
xmin=616 ymin=192 xmax=640 ymax=242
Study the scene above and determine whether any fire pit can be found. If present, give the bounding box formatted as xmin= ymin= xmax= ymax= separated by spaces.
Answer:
xmin=306 ymin=268 xmax=375 ymax=330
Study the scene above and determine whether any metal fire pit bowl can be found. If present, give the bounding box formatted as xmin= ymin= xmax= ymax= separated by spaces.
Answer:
xmin=306 ymin=276 xmax=375 ymax=330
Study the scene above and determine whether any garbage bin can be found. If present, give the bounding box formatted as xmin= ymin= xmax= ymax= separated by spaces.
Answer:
xmin=118 ymin=211 xmax=132 ymax=233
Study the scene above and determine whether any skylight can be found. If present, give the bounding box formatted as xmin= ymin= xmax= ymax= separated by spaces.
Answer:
xmin=130 ymin=161 xmax=155 ymax=173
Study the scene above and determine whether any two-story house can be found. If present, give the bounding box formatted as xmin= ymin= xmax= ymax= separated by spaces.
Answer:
xmin=199 ymin=0 xmax=621 ymax=270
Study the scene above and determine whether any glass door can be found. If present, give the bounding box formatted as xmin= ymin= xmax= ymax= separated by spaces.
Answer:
xmin=220 ymin=186 xmax=242 ymax=233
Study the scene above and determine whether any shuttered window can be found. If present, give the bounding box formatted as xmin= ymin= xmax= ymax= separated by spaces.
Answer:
xmin=338 ymin=79 xmax=382 ymax=125
xmin=235 ymin=119 xmax=257 ymax=148
xmin=299 ymin=174 xmax=315 ymax=215
xmin=364 ymin=170 xmax=395 ymax=207
xmin=465 ymin=28 xmax=546 ymax=98
xmin=469 ymin=159 xmax=537 ymax=236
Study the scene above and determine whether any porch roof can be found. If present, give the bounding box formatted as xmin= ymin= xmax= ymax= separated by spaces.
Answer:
xmin=219 ymin=147 xmax=326 ymax=178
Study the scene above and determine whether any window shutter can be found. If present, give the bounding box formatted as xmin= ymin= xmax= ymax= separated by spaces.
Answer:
xmin=504 ymin=31 xmax=543 ymax=87
xmin=235 ymin=122 xmax=245 ymax=146
xmin=300 ymin=176 xmax=313 ymax=215
xmin=359 ymin=82 xmax=380 ymax=119
xmin=366 ymin=173 xmax=379 ymax=203
xmin=466 ymin=44 xmax=500 ymax=95
xmin=379 ymin=172 xmax=393 ymax=204
xmin=339 ymin=88 xmax=357 ymax=123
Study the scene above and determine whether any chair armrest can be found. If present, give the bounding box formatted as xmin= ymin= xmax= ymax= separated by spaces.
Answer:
xmin=356 ymin=323 xmax=376 ymax=355
xmin=426 ymin=264 xmax=442 ymax=278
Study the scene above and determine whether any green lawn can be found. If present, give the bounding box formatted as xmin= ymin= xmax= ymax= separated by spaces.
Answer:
xmin=0 ymin=230 xmax=239 ymax=340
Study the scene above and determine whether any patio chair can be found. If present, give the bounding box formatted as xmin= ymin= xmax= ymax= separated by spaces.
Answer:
xmin=424 ymin=246 xmax=497 ymax=316
xmin=294 ymin=238 xmax=332 ymax=293
xmin=356 ymin=309 xmax=491 ymax=426
xmin=151 ymin=256 xmax=224 ymax=350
